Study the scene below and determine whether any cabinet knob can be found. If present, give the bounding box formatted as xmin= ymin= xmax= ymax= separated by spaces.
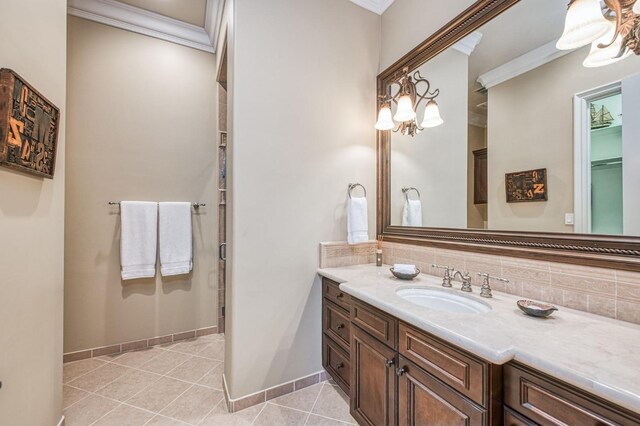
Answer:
xmin=336 ymin=323 xmax=345 ymax=330
xmin=385 ymin=359 xmax=395 ymax=367
xmin=396 ymin=367 xmax=406 ymax=376
xmin=336 ymin=293 xmax=344 ymax=298
xmin=335 ymin=362 xmax=344 ymax=370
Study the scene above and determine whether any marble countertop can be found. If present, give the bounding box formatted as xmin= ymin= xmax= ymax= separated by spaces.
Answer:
xmin=317 ymin=264 xmax=640 ymax=414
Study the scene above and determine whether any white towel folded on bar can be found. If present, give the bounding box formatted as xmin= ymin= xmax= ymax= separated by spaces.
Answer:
xmin=393 ymin=264 xmax=417 ymax=274
xmin=402 ymin=199 xmax=423 ymax=227
xmin=120 ymin=201 xmax=158 ymax=280
xmin=159 ymin=202 xmax=193 ymax=277
xmin=347 ymin=196 xmax=368 ymax=244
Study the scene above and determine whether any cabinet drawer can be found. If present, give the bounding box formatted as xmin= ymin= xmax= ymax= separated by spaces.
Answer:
xmin=351 ymin=300 xmax=397 ymax=349
xmin=504 ymin=407 xmax=536 ymax=426
xmin=323 ymin=300 xmax=351 ymax=350
xmin=504 ymin=362 xmax=640 ymax=426
xmin=398 ymin=356 xmax=486 ymax=426
xmin=323 ymin=278 xmax=351 ymax=312
xmin=323 ymin=335 xmax=350 ymax=394
xmin=398 ymin=322 xmax=488 ymax=407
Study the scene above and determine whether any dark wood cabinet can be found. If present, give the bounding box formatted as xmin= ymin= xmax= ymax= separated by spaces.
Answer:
xmin=351 ymin=326 xmax=397 ymax=426
xmin=322 ymin=278 xmax=351 ymax=395
xmin=504 ymin=362 xmax=640 ymax=426
xmin=398 ymin=356 xmax=486 ymax=425
xmin=320 ymin=278 xmax=637 ymax=426
xmin=473 ymin=148 xmax=488 ymax=204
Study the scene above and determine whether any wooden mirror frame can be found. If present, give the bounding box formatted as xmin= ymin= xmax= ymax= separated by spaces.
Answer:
xmin=376 ymin=0 xmax=640 ymax=272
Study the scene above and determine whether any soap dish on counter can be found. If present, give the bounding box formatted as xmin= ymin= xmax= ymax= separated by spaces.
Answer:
xmin=517 ymin=300 xmax=558 ymax=318
xmin=390 ymin=267 xmax=420 ymax=280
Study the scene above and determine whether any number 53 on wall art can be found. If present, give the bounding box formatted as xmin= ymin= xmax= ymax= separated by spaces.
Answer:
xmin=0 ymin=68 xmax=60 ymax=178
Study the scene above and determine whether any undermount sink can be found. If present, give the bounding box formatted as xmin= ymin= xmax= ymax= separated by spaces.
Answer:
xmin=396 ymin=288 xmax=492 ymax=314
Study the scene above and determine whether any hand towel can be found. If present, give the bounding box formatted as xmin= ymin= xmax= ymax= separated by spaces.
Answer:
xmin=393 ymin=264 xmax=417 ymax=274
xmin=348 ymin=196 xmax=368 ymax=244
xmin=159 ymin=202 xmax=193 ymax=277
xmin=402 ymin=199 xmax=423 ymax=227
xmin=120 ymin=201 xmax=158 ymax=280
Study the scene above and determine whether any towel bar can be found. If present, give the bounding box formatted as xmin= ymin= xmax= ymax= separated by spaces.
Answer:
xmin=348 ymin=183 xmax=367 ymax=199
xmin=108 ymin=202 xmax=206 ymax=209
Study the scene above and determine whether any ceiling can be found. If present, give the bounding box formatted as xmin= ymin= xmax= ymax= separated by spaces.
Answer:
xmin=117 ymin=0 xmax=207 ymax=27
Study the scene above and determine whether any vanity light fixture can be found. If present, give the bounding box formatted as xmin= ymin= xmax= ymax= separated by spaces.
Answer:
xmin=557 ymin=0 xmax=640 ymax=68
xmin=375 ymin=67 xmax=444 ymax=137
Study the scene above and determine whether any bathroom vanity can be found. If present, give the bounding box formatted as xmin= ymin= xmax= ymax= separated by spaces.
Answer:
xmin=319 ymin=266 xmax=640 ymax=426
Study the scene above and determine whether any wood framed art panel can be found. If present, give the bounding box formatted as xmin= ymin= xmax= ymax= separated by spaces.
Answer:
xmin=375 ymin=0 xmax=640 ymax=272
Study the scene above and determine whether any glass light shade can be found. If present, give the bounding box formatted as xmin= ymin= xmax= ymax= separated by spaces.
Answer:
xmin=556 ymin=0 xmax=610 ymax=50
xmin=374 ymin=106 xmax=395 ymax=130
xmin=583 ymin=23 xmax=632 ymax=67
xmin=394 ymin=95 xmax=417 ymax=122
xmin=421 ymin=100 xmax=444 ymax=128
xmin=634 ymin=0 xmax=640 ymax=15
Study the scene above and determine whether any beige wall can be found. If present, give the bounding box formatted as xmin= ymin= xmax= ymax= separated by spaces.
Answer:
xmin=390 ymin=48 xmax=468 ymax=228
xmin=0 ymin=0 xmax=66 ymax=424
xmin=487 ymin=49 xmax=640 ymax=232
xmin=226 ymin=0 xmax=379 ymax=399
xmin=64 ymin=17 xmax=218 ymax=353
xmin=381 ymin=0 xmax=475 ymax=70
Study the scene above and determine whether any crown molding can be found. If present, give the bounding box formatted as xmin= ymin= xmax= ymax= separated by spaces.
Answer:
xmin=452 ymin=31 xmax=483 ymax=56
xmin=350 ymin=0 xmax=395 ymax=15
xmin=68 ymin=0 xmax=215 ymax=53
xmin=477 ymin=39 xmax=571 ymax=89
xmin=205 ymin=0 xmax=225 ymax=50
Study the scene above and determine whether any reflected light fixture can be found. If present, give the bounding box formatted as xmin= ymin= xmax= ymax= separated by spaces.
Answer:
xmin=375 ymin=67 xmax=444 ymax=137
xmin=557 ymin=0 xmax=640 ymax=67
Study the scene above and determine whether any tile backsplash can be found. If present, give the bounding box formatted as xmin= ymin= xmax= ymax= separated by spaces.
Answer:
xmin=319 ymin=241 xmax=640 ymax=325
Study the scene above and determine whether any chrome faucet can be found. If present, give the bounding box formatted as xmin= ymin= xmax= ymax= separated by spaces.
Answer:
xmin=477 ymin=273 xmax=509 ymax=298
xmin=452 ymin=270 xmax=472 ymax=292
xmin=431 ymin=264 xmax=453 ymax=287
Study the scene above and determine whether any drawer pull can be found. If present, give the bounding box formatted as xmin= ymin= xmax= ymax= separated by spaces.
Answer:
xmin=385 ymin=359 xmax=395 ymax=368
xmin=396 ymin=367 xmax=406 ymax=376
xmin=336 ymin=292 xmax=344 ymax=298
xmin=335 ymin=362 xmax=344 ymax=370
xmin=336 ymin=323 xmax=345 ymax=330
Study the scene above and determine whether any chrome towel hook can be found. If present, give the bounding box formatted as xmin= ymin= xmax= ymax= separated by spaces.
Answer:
xmin=402 ymin=187 xmax=421 ymax=201
xmin=348 ymin=183 xmax=367 ymax=199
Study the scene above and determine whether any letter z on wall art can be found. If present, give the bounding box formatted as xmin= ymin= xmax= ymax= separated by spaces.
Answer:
xmin=0 ymin=68 xmax=60 ymax=178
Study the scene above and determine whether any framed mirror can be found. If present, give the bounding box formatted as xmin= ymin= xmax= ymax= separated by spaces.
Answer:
xmin=377 ymin=0 xmax=640 ymax=271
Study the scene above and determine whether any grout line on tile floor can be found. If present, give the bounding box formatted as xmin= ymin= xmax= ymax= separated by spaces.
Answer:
xmin=248 ymin=400 xmax=268 ymax=426
xmin=195 ymin=398 xmax=226 ymax=426
xmin=303 ymin=382 xmax=326 ymax=425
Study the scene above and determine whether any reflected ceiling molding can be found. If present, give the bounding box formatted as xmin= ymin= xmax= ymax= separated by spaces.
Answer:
xmin=68 ymin=0 xmax=216 ymax=53
xmin=205 ymin=0 xmax=225 ymax=50
xmin=350 ymin=0 xmax=396 ymax=15
xmin=452 ymin=31 xmax=483 ymax=56
xmin=477 ymin=39 xmax=571 ymax=90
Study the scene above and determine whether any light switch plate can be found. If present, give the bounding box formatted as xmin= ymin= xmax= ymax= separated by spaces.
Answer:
xmin=565 ymin=213 xmax=575 ymax=225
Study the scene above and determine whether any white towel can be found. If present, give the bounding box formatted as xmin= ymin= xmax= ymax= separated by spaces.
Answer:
xmin=159 ymin=202 xmax=193 ymax=277
xmin=393 ymin=264 xmax=417 ymax=274
xmin=347 ymin=197 xmax=368 ymax=244
xmin=402 ymin=199 xmax=423 ymax=227
xmin=120 ymin=201 xmax=158 ymax=280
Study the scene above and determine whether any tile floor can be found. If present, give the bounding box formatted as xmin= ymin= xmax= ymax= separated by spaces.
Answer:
xmin=63 ymin=334 xmax=356 ymax=425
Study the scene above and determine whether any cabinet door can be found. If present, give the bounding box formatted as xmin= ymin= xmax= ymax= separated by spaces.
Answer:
xmin=351 ymin=326 xmax=397 ymax=426
xmin=398 ymin=357 xmax=486 ymax=426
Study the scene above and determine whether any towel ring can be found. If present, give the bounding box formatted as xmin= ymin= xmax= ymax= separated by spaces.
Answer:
xmin=348 ymin=183 xmax=367 ymax=199
xmin=402 ymin=187 xmax=421 ymax=201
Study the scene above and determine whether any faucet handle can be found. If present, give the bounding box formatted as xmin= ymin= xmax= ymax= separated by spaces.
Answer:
xmin=477 ymin=273 xmax=509 ymax=298
xmin=431 ymin=264 xmax=453 ymax=287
